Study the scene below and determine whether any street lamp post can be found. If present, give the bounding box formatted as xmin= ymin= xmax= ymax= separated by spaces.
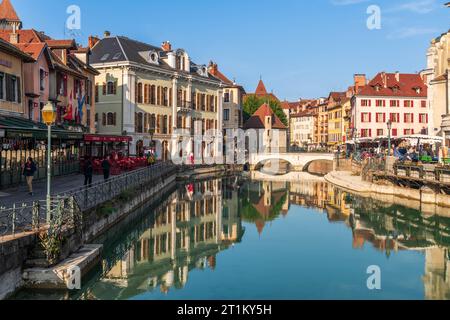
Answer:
xmin=42 ymin=102 xmax=57 ymax=224
xmin=387 ymin=120 xmax=392 ymax=156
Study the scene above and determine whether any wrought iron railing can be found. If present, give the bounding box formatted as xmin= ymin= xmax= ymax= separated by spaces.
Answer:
xmin=0 ymin=162 xmax=177 ymax=238
xmin=0 ymin=196 xmax=80 ymax=238
xmin=56 ymin=162 xmax=177 ymax=211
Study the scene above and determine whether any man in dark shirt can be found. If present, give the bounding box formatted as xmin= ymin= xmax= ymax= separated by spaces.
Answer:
xmin=84 ymin=157 xmax=93 ymax=187
xmin=102 ymin=156 xmax=111 ymax=181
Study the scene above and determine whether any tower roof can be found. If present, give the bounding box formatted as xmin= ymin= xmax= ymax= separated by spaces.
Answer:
xmin=255 ymin=79 xmax=268 ymax=95
xmin=0 ymin=0 xmax=20 ymax=22
xmin=243 ymin=103 xmax=287 ymax=130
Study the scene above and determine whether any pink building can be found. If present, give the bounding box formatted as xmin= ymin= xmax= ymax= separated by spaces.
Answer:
xmin=15 ymin=42 xmax=52 ymax=122
xmin=351 ymin=72 xmax=429 ymax=139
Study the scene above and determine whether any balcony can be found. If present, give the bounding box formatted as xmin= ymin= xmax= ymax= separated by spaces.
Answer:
xmin=177 ymin=100 xmax=192 ymax=114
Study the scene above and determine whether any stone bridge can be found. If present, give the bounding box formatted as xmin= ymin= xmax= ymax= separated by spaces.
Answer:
xmin=249 ymin=153 xmax=335 ymax=172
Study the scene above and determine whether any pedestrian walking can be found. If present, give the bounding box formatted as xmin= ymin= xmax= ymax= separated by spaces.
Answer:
xmin=84 ymin=157 xmax=93 ymax=187
xmin=23 ymin=157 xmax=37 ymax=196
xmin=102 ymin=156 xmax=111 ymax=181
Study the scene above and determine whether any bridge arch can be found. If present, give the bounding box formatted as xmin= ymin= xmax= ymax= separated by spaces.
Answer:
xmin=249 ymin=153 xmax=335 ymax=172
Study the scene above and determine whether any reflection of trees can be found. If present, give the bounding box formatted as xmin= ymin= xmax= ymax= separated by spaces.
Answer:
xmin=240 ymin=181 xmax=288 ymax=234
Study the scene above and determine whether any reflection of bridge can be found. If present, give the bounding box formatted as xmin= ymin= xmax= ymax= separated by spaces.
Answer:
xmin=249 ymin=153 xmax=335 ymax=171
xmin=251 ymin=171 xmax=326 ymax=182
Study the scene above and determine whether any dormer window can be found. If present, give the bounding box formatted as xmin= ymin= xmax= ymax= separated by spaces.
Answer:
xmin=414 ymin=87 xmax=421 ymax=94
xmin=374 ymin=85 xmax=380 ymax=92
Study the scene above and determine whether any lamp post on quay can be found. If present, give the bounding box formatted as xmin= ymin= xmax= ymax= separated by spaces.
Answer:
xmin=41 ymin=102 xmax=57 ymax=224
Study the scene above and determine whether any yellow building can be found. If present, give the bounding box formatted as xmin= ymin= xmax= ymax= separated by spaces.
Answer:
xmin=327 ymin=92 xmax=350 ymax=149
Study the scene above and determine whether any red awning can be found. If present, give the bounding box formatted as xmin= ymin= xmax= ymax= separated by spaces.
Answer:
xmin=84 ymin=134 xmax=132 ymax=143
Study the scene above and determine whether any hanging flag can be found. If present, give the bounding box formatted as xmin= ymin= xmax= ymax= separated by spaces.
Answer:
xmin=63 ymin=91 xmax=74 ymax=121
xmin=78 ymin=94 xmax=86 ymax=124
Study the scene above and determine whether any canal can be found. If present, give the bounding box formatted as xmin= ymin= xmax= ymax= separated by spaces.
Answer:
xmin=12 ymin=174 xmax=450 ymax=300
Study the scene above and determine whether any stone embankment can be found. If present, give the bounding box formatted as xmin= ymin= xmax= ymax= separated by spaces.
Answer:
xmin=325 ymin=171 xmax=450 ymax=216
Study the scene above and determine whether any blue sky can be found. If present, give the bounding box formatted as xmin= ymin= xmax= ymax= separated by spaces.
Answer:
xmin=13 ymin=0 xmax=450 ymax=100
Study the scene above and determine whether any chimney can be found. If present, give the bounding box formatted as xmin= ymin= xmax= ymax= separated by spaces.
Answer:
xmin=354 ymin=74 xmax=366 ymax=93
xmin=208 ymin=61 xmax=218 ymax=76
xmin=88 ymin=35 xmax=100 ymax=49
xmin=395 ymin=71 xmax=400 ymax=82
xmin=104 ymin=31 xmax=111 ymax=38
xmin=9 ymin=32 xmax=18 ymax=44
xmin=381 ymin=71 xmax=387 ymax=88
xmin=161 ymin=41 xmax=172 ymax=52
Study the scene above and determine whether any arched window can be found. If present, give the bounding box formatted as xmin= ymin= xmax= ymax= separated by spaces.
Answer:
xmin=150 ymin=114 xmax=156 ymax=130
xmin=107 ymin=112 xmax=115 ymax=126
xmin=107 ymin=81 xmax=116 ymax=95
xmin=163 ymin=87 xmax=168 ymax=106
xmin=150 ymin=85 xmax=156 ymax=104
xmin=163 ymin=115 xmax=168 ymax=134
xmin=135 ymin=112 xmax=143 ymax=133
xmin=144 ymin=84 xmax=149 ymax=104
xmin=157 ymin=86 xmax=161 ymax=105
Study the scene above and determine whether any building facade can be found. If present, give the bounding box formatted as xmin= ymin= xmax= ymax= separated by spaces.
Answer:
xmin=290 ymin=110 xmax=314 ymax=149
xmin=327 ymin=92 xmax=350 ymax=148
xmin=0 ymin=38 xmax=32 ymax=117
xmin=208 ymin=62 xmax=245 ymax=130
xmin=423 ymin=28 xmax=449 ymax=145
xmin=90 ymin=36 xmax=225 ymax=161
xmin=243 ymin=103 xmax=287 ymax=153
xmin=351 ymin=72 xmax=428 ymax=140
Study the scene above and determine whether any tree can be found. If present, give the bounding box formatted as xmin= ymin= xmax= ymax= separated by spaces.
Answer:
xmin=243 ymin=95 xmax=288 ymax=127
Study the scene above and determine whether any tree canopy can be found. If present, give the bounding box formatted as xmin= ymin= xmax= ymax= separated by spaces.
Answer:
xmin=242 ymin=95 xmax=288 ymax=127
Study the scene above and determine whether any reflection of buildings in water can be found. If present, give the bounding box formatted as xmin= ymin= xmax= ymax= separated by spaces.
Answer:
xmin=222 ymin=177 xmax=244 ymax=243
xmin=423 ymin=247 xmax=450 ymax=300
xmin=243 ymin=180 xmax=290 ymax=235
xmin=350 ymin=198 xmax=450 ymax=300
xmin=289 ymin=180 xmax=329 ymax=210
xmin=89 ymin=178 xmax=244 ymax=299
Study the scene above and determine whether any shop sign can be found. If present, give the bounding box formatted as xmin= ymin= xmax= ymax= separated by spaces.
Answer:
xmin=84 ymin=135 xmax=132 ymax=143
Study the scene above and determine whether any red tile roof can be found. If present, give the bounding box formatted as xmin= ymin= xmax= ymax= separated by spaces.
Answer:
xmin=255 ymin=79 xmax=268 ymax=96
xmin=0 ymin=29 xmax=44 ymax=44
xmin=291 ymin=110 xmax=314 ymax=118
xmin=0 ymin=0 xmax=20 ymax=21
xmin=45 ymin=39 xmax=77 ymax=49
xmin=244 ymin=103 xmax=287 ymax=130
xmin=358 ymin=72 xmax=427 ymax=98
xmin=13 ymin=42 xmax=45 ymax=60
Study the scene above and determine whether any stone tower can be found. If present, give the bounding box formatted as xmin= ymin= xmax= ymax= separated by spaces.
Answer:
xmin=0 ymin=0 xmax=22 ymax=31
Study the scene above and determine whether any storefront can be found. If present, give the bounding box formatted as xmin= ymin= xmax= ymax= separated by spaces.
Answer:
xmin=0 ymin=116 xmax=83 ymax=189
xmin=82 ymin=134 xmax=132 ymax=159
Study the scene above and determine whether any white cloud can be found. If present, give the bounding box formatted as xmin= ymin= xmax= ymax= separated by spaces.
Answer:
xmin=387 ymin=27 xmax=438 ymax=39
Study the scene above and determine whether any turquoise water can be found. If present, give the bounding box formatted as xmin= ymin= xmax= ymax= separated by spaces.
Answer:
xmin=13 ymin=176 xmax=450 ymax=300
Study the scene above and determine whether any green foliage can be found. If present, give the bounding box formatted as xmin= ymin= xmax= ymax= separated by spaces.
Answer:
xmin=118 ymin=190 xmax=134 ymax=202
xmin=39 ymin=232 xmax=62 ymax=265
xmin=96 ymin=201 xmax=117 ymax=218
xmin=242 ymin=95 xmax=288 ymax=126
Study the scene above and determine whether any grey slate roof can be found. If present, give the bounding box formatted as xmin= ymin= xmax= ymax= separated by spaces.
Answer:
xmin=90 ymin=36 xmax=223 ymax=82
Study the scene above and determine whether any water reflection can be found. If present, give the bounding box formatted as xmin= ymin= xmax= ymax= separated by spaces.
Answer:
xmin=243 ymin=178 xmax=450 ymax=300
xmin=80 ymin=178 xmax=245 ymax=300
xmin=13 ymin=175 xmax=450 ymax=300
